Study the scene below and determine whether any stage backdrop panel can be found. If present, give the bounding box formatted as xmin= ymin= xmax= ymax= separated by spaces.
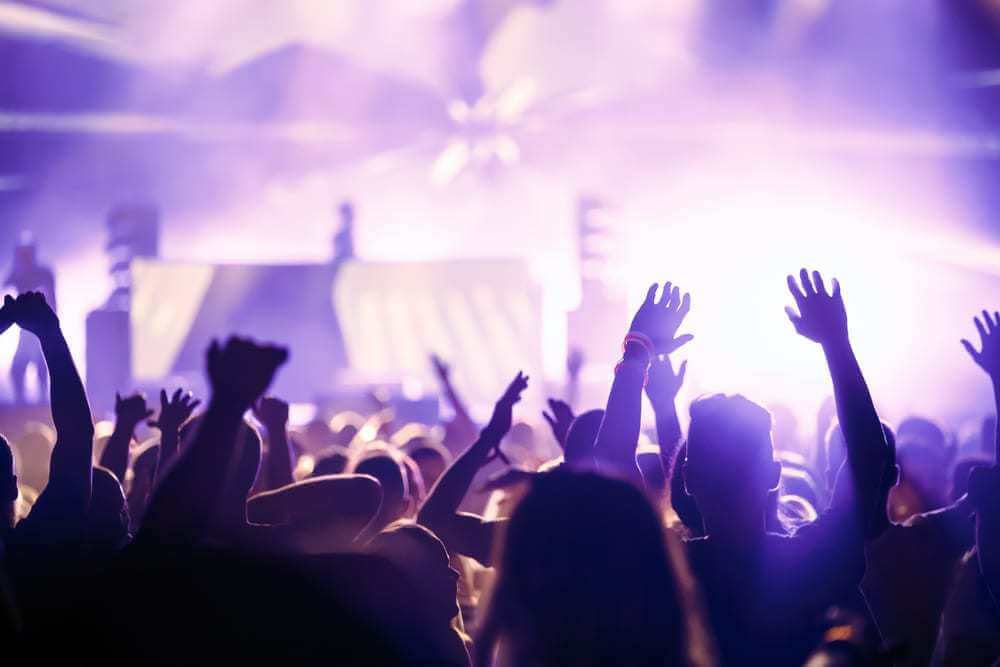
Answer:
xmin=131 ymin=258 xmax=542 ymax=407
xmin=333 ymin=259 xmax=543 ymax=411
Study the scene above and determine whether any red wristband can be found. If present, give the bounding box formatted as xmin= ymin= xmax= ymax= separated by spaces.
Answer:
xmin=623 ymin=331 xmax=655 ymax=359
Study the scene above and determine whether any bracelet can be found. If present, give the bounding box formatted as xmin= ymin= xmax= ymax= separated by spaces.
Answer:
xmin=622 ymin=331 xmax=656 ymax=360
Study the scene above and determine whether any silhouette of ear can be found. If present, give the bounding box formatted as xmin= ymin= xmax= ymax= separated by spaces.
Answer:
xmin=767 ymin=461 xmax=782 ymax=492
xmin=681 ymin=461 xmax=696 ymax=498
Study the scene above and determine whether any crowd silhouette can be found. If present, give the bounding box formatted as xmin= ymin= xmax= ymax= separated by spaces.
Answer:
xmin=0 ymin=262 xmax=998 ymax=666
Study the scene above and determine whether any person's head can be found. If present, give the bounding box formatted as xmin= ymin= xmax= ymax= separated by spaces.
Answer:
xmin=407 ymin=443 xmax=452 ymax=490
xmin=982 ymin=415 xmax=997 ymax=457
xmin=311 ymin=446 xmax=350 ymax=477
xmin=868 ymin=423 xmax=899 ymax=538
xmin=896 ymin=416 xmax=951 ymax=507
xmin=479 ymin=470 xmax=690 ymax=666
xmin=768 ymin=402 xmax=801 ymax=453
xmin=670 ymin=444 xmax=704 ymax=537
xmin=352 ymin=449 xmax=409 ymax=531
xmin=825 ymin=423 xmax=847 ymax=494
xmin=563 ymin=409 xmax=603 ymax=467
xmin=338 ymin=201 xmax=355 ymax=226
xmin=369 ymin=521 xmax=459 ymax=624
xmin=637 ymin=448 xmax=666 ymax=495
xmin=14 ymin=424 xmax=54 ymax=492
xmin=0 ymin=434 xmax=17 ymax=532
xmin=399 ymin=454 xmax=425 ymax=512
xmin=86 ymin=466 xmax=130 ymax=549
xmin=13 ymin=234 xmax=36 ymax=271
xmin=952 ymin=457 xmax=990 ymax=502
xmin=683 ymin=395 xmax=780 ymax=536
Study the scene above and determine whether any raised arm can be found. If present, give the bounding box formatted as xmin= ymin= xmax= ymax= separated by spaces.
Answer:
xmin=962 ymin=311 xmax=1000 ymax=601
xmin=785 ymin=270 xmax=886 ymax=524
xmin=431 ymin=354 xmax=479 ymax=448
xmin=593 ymin=282 xmax=691 ymax=485
xmin=253 ymin=396 xmax=294 ymax=491
xmin=139 ymin=337 xmax=287 ymax=546
xmin=8 ymin=292 xmax=94 ymax=523
xmin=963 ymin=311 xmax=1000 ymax=464
xmin=418 ymin=372 xmax=527 ymax=566
xmin=645 ymin=354 xmax=687 ymax=478
xmin=100 ymin=392 xmax=153 ymax=484
xmin=542 ymin=398 xmax=575 ymax=451
xmin=147 ymin=388 xmax=200 ymax=484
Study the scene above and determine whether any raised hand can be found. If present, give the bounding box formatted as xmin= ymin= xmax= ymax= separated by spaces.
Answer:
xmin=148 ymin=388 xmax=200 ymax=432
xmin=482 ymin=372 xmax=529 ymax=463
xmin=253 ymin=395 xmax=290 ymax=430
xmin=542 ymin=398 xmax=575 ymax=448
xmin=785 ymin=269 xmax=848 ymax=345
xmin=207 ymin=337 xmax=289 ymax=409
xmin=0 ymin=295 xmax=14 ymax=336
xmin=628 ymin=282 xmax=693 ymax=354
xmin=645 ymin=355 xmax=687 ymax=408
xmin=115 ymin=392 xmax=154 ymax=428
xmin=430 ymin=353 xmax=451 ymax=381
xmin=8 ymin=291 xmax=59 ymax=337
xmin=962 ymin=310 xmax=1000 ymax=380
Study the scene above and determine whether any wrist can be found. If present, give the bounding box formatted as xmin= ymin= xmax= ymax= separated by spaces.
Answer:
xmin=114 ymin=419 xmax=141 ymax=434
xmin=207 ymin=396 xmax=249 ymax=421
xmin=623 ymin=332 xmax=655 ymax=359
xmin=821 ymin=335 xmax=852 ymax=356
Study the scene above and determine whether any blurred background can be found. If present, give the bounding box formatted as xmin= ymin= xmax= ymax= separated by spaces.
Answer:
xmin=2 ymin=0 xmax=1000 ymax=436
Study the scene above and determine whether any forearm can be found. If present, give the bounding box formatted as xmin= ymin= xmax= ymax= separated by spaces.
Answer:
xmin=40 ymin=328 xmax=94 ymax=444
xmin=651 ymin=401 xmax=683 ymax=468
xmin=141 ymin=400 xmax=244 ymax=542
xmin=100 ymin=422 xmax=135 ymax=483
xmin=155 ymin=428 xmax=180 ymax=483
xmin=39 ymin=329 xmax=94 ymax=500
xmin=823 ymin=339 xmax=885 ymax=515
xmin=264 ymin=426 xmax=294 ymax=490
xmin=992 ymin=377 xmax=1000 ymax=463
xmin=418 ymin=435 xmax=493 ymax=527
xmin=593 ymin=345 xmax=647 ymax=483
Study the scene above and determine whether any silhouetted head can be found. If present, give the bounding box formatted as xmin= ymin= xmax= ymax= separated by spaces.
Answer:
xmin=637 ymin=448 xmax=666 ymax=495
xmin=352 ymin=449 xmax=409 ymax=532
xmin=952 ymin=457 xmax=990 ymax=502
xmin=768 ymin=402 xmax=801 ymax=453
xmin=338 ymin=201 xmax=355 ymax=225
xmin=13 ymin=234 xmax=37 ymax=271
xmin=825 ymin=423 xmax=847 ymax=494
xmin=563 ymin=409 xmax=603 ymax=467
xmin=407 ymin=443 xmax=452 ymax=490
xmin=400 ymin=454 xmax=426 ymax=511
xmin=369 ymin=521 xmax=460 ymax=623
xmin=670 ymin=444 xmax=704 ymax=537
xmin=683 ymin=395 xmax=780 ymax=535
xmin=0 ymin=434 xmax=17 ymax=532
xmin=896 ymin=416 xmax=950 ymax=508
xmin=86 ymin=466 xmax=130 ymax=549
xmin=311 ymin=446 xmax=350 ymax=477
xmin=479 ymin=470 xmax=688 ymax=666
xmin=982 ymin=416 xmax=996 ymax=457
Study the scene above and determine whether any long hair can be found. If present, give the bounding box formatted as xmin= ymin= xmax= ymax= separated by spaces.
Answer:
xmin=477 ymin=469 xmax=712 ymax=666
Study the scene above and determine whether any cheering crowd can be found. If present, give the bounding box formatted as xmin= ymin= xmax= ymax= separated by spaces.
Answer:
xmin=0 ymin=267 xmax=999 ymax=666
